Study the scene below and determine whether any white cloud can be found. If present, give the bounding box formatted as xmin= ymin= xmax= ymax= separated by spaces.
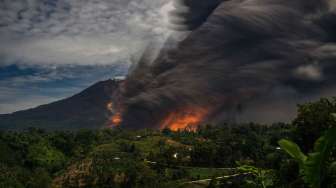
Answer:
xmin=0 ymin=0 xmax=173 ymax=66
xmin=0 ymin=0 xmax=176 ymax=113
xmin=295 ymin=64 xmax=323 ymax=81
xmin=0 ymin=35 xmax=136 ymax=65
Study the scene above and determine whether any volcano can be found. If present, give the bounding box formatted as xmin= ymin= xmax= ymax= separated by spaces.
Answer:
xmin=3 ymin=0 xmax=336 ymax=131
xmin=0 ymin=79 xmax=120 ymax=131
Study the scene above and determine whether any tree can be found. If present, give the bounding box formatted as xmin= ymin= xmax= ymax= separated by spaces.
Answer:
xmin=49 ymin=131 xmax=76 ymax=156
xmin=0 ymin=164 xmax=24 ymax=188
xmin=293 ymin=98 xmax=336 ymax=152
xmin=278 ymin=127 xmax=336 ymax=188
xmin=26 ymin=141 xmax=66 ymax=171
xmin=26 ymin=168 xmax=52 ymax=188
xmin=191 ymin=141 xmax=217 ymax=166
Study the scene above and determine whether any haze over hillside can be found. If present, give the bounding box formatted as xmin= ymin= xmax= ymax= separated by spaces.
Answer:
xmin=0 ymin=79 xmax=120 ymax=131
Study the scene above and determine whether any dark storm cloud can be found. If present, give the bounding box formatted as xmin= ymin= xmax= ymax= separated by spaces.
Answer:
xmin=119 ymin=0 xmax=336 ymax=128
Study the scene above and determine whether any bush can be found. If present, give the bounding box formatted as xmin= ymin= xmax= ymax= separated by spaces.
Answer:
xmin=27 ymin=141 xmax=66 ymax=171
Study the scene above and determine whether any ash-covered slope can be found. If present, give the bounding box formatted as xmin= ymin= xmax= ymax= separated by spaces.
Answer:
xmin=0 ymin=79 xmax=120 ymax=131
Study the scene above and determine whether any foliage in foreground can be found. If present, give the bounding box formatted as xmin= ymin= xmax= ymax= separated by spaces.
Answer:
xmin=0 ymin=98 xmax=336 ymax=188
xmin=279 ymin=127 xmax=336 ymax=188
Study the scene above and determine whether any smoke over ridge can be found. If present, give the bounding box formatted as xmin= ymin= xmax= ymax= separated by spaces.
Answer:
xmin=114 ymin=0 xmax=336 ymax=129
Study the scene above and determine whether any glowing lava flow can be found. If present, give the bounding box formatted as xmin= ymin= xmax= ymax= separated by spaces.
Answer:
xmin=106 ymin=102 xmax=122 ymax=127
xmin=111 ymin=112 xmax=122 ymax=126
xmin=160 ymin=108 xmax=208 ymax=131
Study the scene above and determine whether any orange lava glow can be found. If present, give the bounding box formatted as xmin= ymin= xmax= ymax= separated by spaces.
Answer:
xmin=111 ymin=113 xmax=122 ymax=126
xmin=160 ymin=108 xmax=208 ymax=131
xmin=106 ymin=101 xmax=122 ymax=127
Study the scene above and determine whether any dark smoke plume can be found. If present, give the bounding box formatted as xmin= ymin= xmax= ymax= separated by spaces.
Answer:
xmin=117 ymin=0 xmax=336 ymax=129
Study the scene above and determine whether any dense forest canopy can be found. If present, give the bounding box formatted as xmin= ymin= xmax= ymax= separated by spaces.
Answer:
xmin=1 ymin=98 xmax=336 ymax=188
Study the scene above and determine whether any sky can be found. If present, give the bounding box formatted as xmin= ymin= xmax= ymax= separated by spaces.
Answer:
xmin=0 ymin=0 xmax=173 ymax=114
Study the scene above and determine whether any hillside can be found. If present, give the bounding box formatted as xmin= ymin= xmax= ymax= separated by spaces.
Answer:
xmin=0 ymin=79 xmax=120 ymax=131
xmin=0 ymin=98 xmax=336 ymax=188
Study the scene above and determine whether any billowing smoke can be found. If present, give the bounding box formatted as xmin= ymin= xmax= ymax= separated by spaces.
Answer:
xmin=113 ymin=0 xmax=336 ymax=129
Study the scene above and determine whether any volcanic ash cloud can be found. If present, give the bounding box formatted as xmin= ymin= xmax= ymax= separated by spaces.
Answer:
xmin=115 ymin=0 xmax=336 ymax=129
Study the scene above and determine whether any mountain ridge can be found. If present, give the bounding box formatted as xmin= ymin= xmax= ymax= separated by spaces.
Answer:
xmin=0 ymin=79 xmax=120 ymax=131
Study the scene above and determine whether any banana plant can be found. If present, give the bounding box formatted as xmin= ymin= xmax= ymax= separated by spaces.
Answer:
xmin=278 ymin=127 xmax=336 ymax=188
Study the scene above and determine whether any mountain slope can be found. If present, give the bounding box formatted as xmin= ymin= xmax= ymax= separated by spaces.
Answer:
xmin=0 ymin=79 xmax=120 ymax=131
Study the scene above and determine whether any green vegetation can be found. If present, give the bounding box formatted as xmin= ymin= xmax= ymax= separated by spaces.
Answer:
xmin=279 ymin=127 xmax=336 ymax=188
xmin=0 ymin=98 xmax=336 ymax=188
